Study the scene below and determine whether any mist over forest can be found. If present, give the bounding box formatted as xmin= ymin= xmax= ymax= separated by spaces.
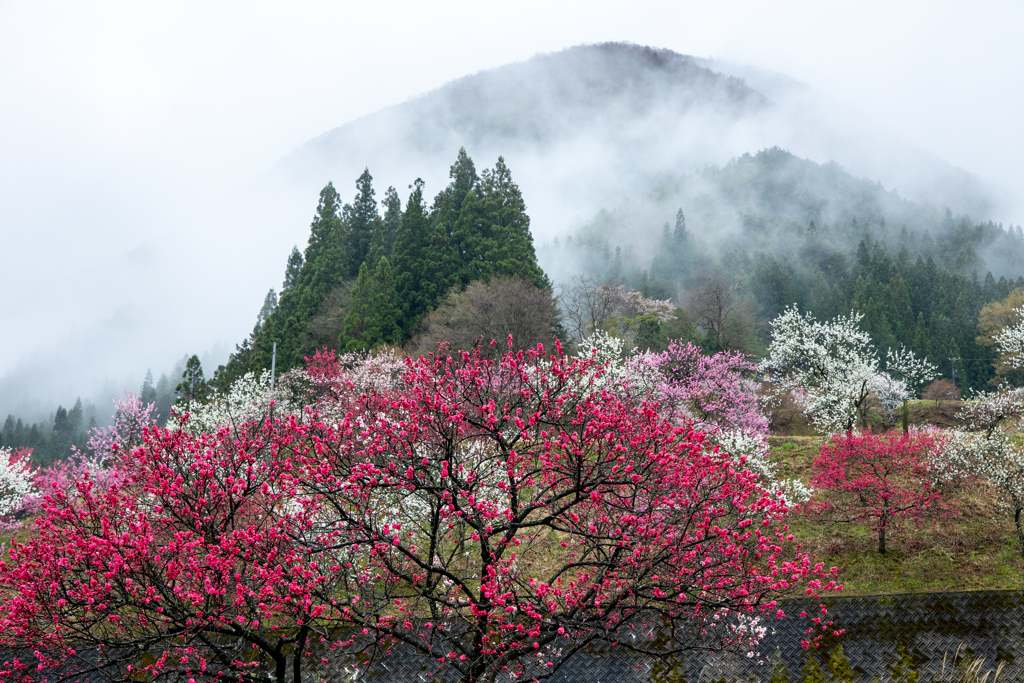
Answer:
xmin=4 ymin=42 xmax=1022 ymax=464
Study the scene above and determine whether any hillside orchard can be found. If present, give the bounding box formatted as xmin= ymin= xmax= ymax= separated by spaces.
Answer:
xmin=9 ymin=294 xmax=1024 ymax=680
xmin=0 ymin=342 xmax=839 ymax=683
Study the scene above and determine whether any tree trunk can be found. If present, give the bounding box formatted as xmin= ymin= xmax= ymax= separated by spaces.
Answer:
xmin=293 ymin=625 xmax=309 ymax=683
xmin=878 ymin=502 xmax=888 ymax=554
xmin=273 ymin=652 xmax=287 ymax=683
xmin=1015 ymin=506 xmax=1024 ymax=558
xmin=901 ymin=400 xmax=909 ymax=434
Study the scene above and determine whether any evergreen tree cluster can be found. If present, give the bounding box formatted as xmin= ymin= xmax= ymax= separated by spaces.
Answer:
xmin=541 ymin=148 xmax=1024 ymax=390
xmin=0 ymin=399 xmax=94 ymax=468
xmin=749 ymin=233 xmax=1017 ymax=389
xmin=216 ymin=149 xmax=549 ymax=386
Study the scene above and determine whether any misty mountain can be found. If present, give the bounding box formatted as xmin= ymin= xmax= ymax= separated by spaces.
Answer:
xmin=546 ymin=147 xmax=1024 ymax=284
xmin=281 ymin=42 xmax=1001 ymax=238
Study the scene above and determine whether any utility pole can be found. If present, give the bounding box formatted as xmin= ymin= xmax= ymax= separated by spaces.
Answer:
xmin=271 ymin=342 xmax=277 ymax=391
xmin=268 ymin=342 xmax=277 ymax=424
xmin=950 ymin=357 xmax=960 ymax=390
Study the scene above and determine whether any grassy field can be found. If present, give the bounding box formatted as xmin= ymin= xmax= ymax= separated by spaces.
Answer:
xmin=770 ymin=435 xmax=1024 ymax=595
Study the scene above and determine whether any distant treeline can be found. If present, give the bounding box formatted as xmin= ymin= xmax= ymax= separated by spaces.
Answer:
xmin=1 ymin=368 xmax=179 ymax=468
xmin=543 ymin=148 xmax=1024 ymax=389
xmin=0 ymin=400 xmax=93 ymax=468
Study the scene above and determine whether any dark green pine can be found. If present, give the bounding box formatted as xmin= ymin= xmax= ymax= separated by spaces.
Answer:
xmin=282 ymin=247 xmax=303 ymax=292
xmin=475 ymin=157 xmax=549 ymax=290
xmin=431 ymin=147 xmax=479 ymax=230
xmin=367 ymin=257 xmax=401 ymax=346
xmin=342 ymin=168 xmax=377 ymax=277
xmin=392 ymin=179 xmax=432 ymax=330
xmin=368 ymin=185 xmax=402 ymax=265
xmin=451 ymin=188 xmax=487 ymax=286
xmin=341 ymin=261 xmax=373 ymax=351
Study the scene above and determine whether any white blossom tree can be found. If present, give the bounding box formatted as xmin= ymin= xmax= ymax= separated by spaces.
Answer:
xmin=932 ymin=386 xmax=1024 ymax=555
xmin=575 ymin=330 xmax=661 ymax=397
xmin=176 ymin=370 xmax=281 ymax=436
xmin=760 ymin=306 xmax=935 ymax=433
xmin=0 ymin=447 xmax=36 ymax=528
xmin=885 ymin=346 xmax=941 ymax=431
xmin=993 ymin=305 xmax=1024 ymax=370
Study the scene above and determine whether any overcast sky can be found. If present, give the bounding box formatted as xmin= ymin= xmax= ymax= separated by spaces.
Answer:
xmin=1 ymin=0 xmax=1022 ymax=418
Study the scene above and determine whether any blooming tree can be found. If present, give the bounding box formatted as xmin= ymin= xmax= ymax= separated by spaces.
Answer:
xmin=575 ymin=330 xmax=660 ymax=398
xmin=993 ymin=305 xmax=1024 ymax=369
xmin=577 ymin=338 xmax=807 ymax=504
xmin=86 ymin=392 xmax=157 ymax=459
xmin=295 ymin=343 xmax=838 ymax=682
xmin=649 ymin=341 xmax=810 ymax=504
xmin=28 ymin=394 xmax=156 ymax=513
xmin=932 ymin=386 xmax=1024 ymax=555
xmin=810 ymin=431 xmax=946 ymax=554
xmin=174 ymin=369 xmax=278 ymax=435
xmin=0 ymin=421 xmax=347 ymax=683
xmin=0 ymin=447 xmax=35 ymax=529
xmin=0 ymin=345 xmax=838 ymax=683
xmin=884 ymin=346 xmax=940 ymax=431
xmin=275 ymin=346 xmax=407 ymax=422
xmin=654 ymin=340 xmax=767 ymax=437
xmin=760 ymin=306 xmax=936 ymax=433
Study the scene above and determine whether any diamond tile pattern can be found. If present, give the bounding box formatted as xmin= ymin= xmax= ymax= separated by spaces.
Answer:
xmin=5 ymin=591 xmax=1023 ymax=682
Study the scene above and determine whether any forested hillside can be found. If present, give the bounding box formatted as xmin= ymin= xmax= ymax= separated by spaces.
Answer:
xmin=215 ymin=150 xmax=550 ymax=386
xmin=542 ymin=148 xmax=1024 ymax=389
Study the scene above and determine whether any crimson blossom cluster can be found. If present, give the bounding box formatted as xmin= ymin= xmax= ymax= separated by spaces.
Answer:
xmin=0 ymin=341 xmax=838 ymax=683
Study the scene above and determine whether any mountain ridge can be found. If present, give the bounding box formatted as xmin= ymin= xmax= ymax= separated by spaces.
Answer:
xmin=278 ymin=42 xmax=999 ymax=232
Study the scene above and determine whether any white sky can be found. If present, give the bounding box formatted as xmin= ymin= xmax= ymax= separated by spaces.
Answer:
xmin=1 ymin=0 xmax=1022 ymax=415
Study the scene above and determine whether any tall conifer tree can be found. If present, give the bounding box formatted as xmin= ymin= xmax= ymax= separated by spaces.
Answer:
xmin=476 ymin=157 xmax=549 ymax=289
xmin=282 ymin=247 xmax=303 ymax=292
xmin=392 ymin=179 xmax=432 ymax=330
xmin=341 ymin=262 xmax=373 ymax=350
xmin=368 ymin=257 xmax=401 ymax=346
xmin=368 ymin=186 xmax=402 ymax=266
xmin=343 ymin=169 xmax=377 ymax=277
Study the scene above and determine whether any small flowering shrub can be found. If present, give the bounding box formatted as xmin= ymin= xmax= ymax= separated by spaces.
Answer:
xmin=810 ymin=431 xmax=947 ymax=554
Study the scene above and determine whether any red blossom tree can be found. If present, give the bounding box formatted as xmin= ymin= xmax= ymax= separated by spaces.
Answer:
xmin=295 ymin=342 xmax=837 ymax=681
xmin=0 ymin=343 xmax=838 ymax=683
xmin=0 ymin=422 xmax=343 ymax=683
xmin=810 ymin=431 xmax=946 ymax=554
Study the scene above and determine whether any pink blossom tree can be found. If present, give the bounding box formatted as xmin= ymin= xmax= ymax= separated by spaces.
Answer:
xmin=27 ymin=393 xmax=155 ymax=513
xmin=651 ymin=340 xmax=767 ymax=437
xmin=645 ymin=341 xmax=812 ymax=504
xmin=0 ymin=345 xmax=838 ymax=683
xmin=810 ymin=431 xmax=946 ymax=554
xmin=294 ymin=343 xmax=837 ymax=681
